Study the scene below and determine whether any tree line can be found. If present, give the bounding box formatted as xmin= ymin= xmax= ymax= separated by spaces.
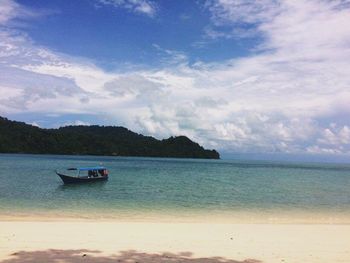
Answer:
xmin=0 ymin=116 xmax=220 ymax=159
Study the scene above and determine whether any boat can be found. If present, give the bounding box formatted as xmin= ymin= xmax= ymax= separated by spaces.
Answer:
xmin=56 ymin=166 xmax=109 ymax=184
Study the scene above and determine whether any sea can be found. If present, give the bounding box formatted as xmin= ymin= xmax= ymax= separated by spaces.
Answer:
xmin=1 ymin=154 xmax=350 ymax=223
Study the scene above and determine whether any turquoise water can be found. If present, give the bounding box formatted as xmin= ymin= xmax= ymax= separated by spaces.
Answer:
xmin=0 ymin=154 xmax=350 ymax=221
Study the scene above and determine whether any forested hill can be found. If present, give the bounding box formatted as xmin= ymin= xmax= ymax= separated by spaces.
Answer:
xmin=0 ymin=117 xmax=220 ymax=159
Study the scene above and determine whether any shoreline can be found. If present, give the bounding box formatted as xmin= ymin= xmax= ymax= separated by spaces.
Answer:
xmin=1 ymin=210 xmax=350 ymax=224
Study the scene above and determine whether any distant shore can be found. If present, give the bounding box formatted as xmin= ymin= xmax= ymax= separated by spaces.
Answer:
xmin=0 ymin=116 xmax=220 ymax=159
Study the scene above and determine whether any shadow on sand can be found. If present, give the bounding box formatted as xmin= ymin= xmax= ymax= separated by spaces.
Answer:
xmin=1 ymin=249 xmax=262 ymax=263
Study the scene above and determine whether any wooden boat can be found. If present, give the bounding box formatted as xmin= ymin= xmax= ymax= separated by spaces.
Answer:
xmin=56 ymin=166 xmax=109 ymax=184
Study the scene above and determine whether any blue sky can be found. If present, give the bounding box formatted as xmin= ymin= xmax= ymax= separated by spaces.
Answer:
xmin=1 ymin=0 xmax=350 ymax=158
xmin=15 ymin=0 xmax=254 ymax=67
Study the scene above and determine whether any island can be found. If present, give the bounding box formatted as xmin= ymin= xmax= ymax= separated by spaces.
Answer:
xmin=0 ymin=116 xmax=220 ymax=159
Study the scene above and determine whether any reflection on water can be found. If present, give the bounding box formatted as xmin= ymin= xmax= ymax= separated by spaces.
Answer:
xmin=56 ymin=180 xmax=108 ymax=192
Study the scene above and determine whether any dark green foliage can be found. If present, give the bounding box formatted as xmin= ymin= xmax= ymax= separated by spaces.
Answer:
xmin=0 ymin=116 xmax=220 ymax=159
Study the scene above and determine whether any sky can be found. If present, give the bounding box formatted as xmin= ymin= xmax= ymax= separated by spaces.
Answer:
xmin=1 ymin=0 xmax=350 ymax=158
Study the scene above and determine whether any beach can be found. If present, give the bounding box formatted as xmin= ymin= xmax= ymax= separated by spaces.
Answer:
xmin=1 ymin=155 xmax=350 ymax=262
xmin=1 ymin=220 xmax=350 ymax=263
xmin=2 ymin=0 xmax=350 ymax=261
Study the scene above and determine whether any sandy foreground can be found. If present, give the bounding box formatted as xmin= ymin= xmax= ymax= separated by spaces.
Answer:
xmin=1 ymin=221 xmax=350 ymax=263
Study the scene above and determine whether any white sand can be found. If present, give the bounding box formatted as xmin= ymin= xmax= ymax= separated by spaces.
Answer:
xmin=1 ymin=221 xmax=350 ymax=263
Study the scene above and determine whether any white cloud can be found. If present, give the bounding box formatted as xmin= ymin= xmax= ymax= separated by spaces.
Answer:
xmin=203 ymin=0 xmax=281 ymax=39
xmin=152 ymin=44 xmax=188 ymax=65
xmin=0 ymin=0 xmax=37 ymax=25
xmin=96 ymin=0 xmax=157 ymax=17
xmin=318 ymin=125 xmax=350 ymax=146
xmin=63 ymin=120 xmax=91 ymax=127
xmin=0 ymin=0 xmax=18 ymax=25
xmin=205 ymin=0 xmax=281 ymax=25
xmin=0 ymin=0 xmax=53 ymax=26
xmin=306 ymin=145 xmax=343 ymax=155
xmin=30 ymin=121 xmax=40 ymax=127
xmin=1 ymin=0 xmax=350 ymax=155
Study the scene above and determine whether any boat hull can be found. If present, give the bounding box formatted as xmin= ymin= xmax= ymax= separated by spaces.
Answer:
xmin=56 ymin=172 xmax=108 ymax=184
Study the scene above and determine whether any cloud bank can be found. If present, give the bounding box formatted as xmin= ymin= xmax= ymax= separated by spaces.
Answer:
xmin=1 ymin=0 xmax=350 ymax=155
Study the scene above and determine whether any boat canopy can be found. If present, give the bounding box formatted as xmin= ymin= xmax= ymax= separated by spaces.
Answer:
xmin=67 ymin=166 xmax=106 ymax=171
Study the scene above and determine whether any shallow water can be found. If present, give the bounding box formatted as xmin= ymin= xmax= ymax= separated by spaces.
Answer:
xmin=0 ymin=154 xmax=350 ymax=222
